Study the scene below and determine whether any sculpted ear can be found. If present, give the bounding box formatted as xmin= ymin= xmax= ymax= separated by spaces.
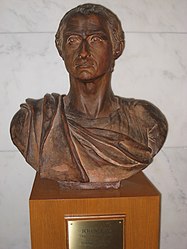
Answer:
xmin=55 ymin=35 xmax=65 ymax=60
xmin=60 ymin=51 xmax=65 ymax=60
xmin=113 ymin=40 xmax=125 ymax=60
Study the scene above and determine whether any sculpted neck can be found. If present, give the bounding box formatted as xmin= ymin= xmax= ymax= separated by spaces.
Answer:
xmin=65 ymin=73 xmax=117 ymax=118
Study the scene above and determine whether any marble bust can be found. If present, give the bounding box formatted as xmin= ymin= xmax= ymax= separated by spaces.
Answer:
xmin=10 ymin=3 xmax=168 ymax=189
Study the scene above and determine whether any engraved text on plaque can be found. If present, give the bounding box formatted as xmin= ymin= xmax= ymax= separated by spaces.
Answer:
xmin=66 ymin=215 xmax=125 ymax=249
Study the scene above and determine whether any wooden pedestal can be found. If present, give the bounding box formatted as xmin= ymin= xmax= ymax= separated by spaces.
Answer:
xmin=29 ymin=172 xmax=160 ymax=249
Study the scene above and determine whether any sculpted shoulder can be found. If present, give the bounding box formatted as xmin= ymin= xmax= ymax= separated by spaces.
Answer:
xmin=118 ymin=96 xmax=168 ymax=154
xmin=10 ymin=93 xmax=60 ymax=158
xmin=119 ymin=96 xmax=168 ymax=126
xmin=25 ymin=92 xmax=60 ymax=115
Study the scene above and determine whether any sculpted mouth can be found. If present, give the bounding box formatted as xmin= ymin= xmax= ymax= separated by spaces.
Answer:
xmin=75 ymin=60 xmax=95 ymax=69
xmin=78 ymin=65 xmax=92 ymax=69
xmin=75 ymin=64 xmax=94 ymax=69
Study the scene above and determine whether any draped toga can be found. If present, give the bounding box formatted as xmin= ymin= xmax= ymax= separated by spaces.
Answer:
xmin=10 ymin=93 xmax=167 ymax=187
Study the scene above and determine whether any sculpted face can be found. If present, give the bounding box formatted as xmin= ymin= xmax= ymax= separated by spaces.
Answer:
xmin=61 ymin=14 xmax=114 ymax=82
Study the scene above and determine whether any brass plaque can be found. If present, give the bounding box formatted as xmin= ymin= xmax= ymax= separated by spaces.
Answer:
xmin=66 ymin=215 xmax=125 ymax=249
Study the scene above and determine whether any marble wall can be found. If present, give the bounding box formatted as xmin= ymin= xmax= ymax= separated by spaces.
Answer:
xmin=0 ymin=0 xmax=186 ymax=248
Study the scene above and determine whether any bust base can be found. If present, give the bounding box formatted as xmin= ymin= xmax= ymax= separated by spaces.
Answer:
xmin=29 ymin=172 xmax=161 ymax=249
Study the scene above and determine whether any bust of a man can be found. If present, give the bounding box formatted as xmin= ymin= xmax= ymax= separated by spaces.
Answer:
xmin=10 ymin=3 xmax=168 ymax=189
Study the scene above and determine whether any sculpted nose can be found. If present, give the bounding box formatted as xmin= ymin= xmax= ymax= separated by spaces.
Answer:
xmin=79 ymin=40 xmax=90 ymax=59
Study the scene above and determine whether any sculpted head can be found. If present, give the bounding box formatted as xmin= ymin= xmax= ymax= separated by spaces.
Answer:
xmin=55 ymin=3 xmax=125 ymax=62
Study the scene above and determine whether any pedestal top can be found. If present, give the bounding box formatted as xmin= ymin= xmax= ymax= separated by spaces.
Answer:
xmin=30 ymin=172 xmax=160 ymax=201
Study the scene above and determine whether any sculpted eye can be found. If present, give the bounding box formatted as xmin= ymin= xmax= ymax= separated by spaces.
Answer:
xmin=66 ymin=35 xmax=81 ymax=45
xmin=90 ymin=36 xmax=103 ymax=43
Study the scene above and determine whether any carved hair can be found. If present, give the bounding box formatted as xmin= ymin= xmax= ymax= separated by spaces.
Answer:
xmin=55 ymin=3 xmax=125 ymax=59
